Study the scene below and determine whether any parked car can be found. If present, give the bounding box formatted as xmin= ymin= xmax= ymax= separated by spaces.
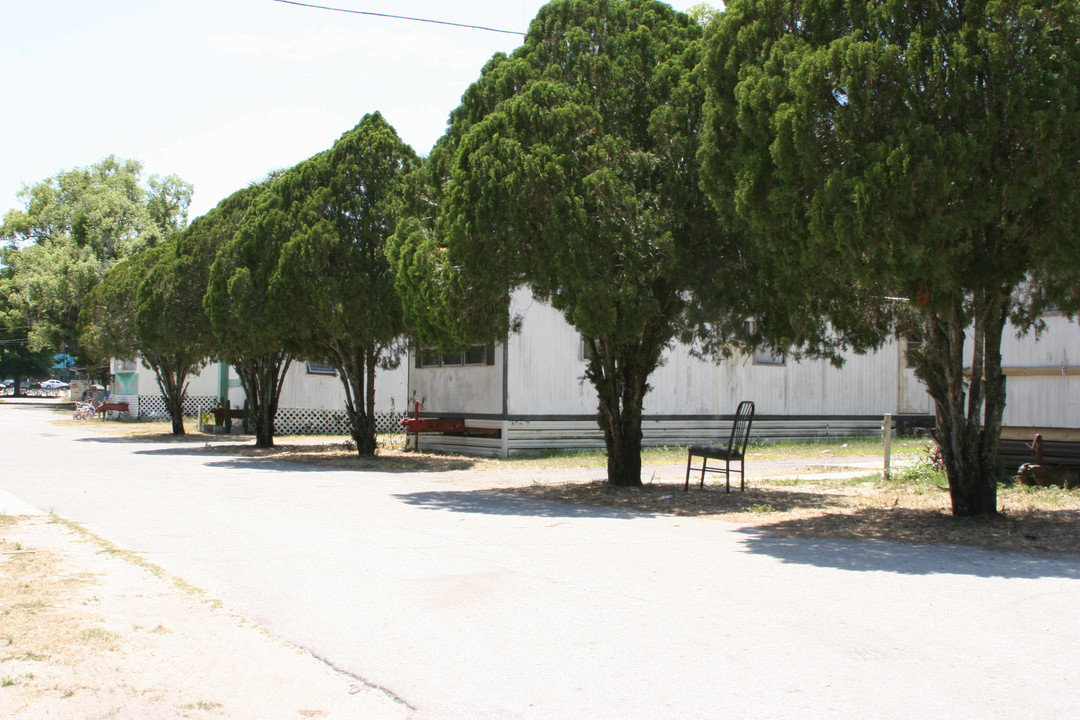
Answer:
xmin=40 ymin=379 xmax=71 ymax=389
xmin=0 ymin=379 xmax=13 ymax=388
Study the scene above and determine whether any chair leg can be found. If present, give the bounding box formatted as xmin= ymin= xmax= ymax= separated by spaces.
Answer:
xmin=684 ymin=452 xmax=692 ymax=491
xmin=724 ymin=457 xmax=731 ymax=493
xmin=700 ymin=460 xmax=707 ymax=488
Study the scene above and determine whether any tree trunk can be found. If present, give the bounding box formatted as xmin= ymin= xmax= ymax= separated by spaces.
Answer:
xmin=604 ymin=406 xmax=644 ymax=487
xmin=147 ymin=352 xmax=203 ymax=436
xmin=158 ymin=356 xmax=185 ymax=436
xmin=916 ymin=293 xmax=1009 ymax=517
xmin=334 ymin=341 xmax=379 ymax=456
xmin=586 ymin=336 xmax=659 ymax=488
xmin=362 ymin=344 xmax=379 ymax=455
xmin=235 ymin=353 xmax=290 ymax=448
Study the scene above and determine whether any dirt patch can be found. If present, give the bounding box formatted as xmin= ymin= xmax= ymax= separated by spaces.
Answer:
xmin=499 ymin=478 xmax=1080 ymax=556
xmin=0 ymin=516 xmax=408 ymax=719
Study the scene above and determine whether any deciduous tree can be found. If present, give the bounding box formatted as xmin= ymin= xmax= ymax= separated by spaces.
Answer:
xmin=204 ymin=176 xmax=294 ymax=448
xmin=390 ymin=0 xmax=741 ymax=486
xmin=268 ymin=113 xmax=418 ymax=455
xmin=1 ymin=156 xmax=191 ymax=354
xmin=699 ymin=0 xmax=1080 ymax=515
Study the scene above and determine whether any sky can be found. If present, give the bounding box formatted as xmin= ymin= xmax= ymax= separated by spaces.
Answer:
xmin=2 ymin=0 xmax=706 ymax=221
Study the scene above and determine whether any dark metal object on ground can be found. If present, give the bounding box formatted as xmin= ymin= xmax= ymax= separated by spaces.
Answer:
xmin=685 ymin=401 xmax=755 ymax=492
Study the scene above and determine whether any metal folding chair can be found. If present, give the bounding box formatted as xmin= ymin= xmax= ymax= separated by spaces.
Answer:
xmin=684 ymin=401 xmax=755 ymax=492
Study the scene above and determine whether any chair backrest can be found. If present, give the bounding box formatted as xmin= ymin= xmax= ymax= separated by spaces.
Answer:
xmin=727 ymin=401 xmax=755 ymax=456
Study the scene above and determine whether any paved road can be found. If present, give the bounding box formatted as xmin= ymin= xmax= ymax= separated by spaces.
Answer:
xmin=3 ymin=400 xmax=1079 ymax=719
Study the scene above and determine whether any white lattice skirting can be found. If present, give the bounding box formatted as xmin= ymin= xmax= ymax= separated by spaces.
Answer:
xmin=273 ymin=408 xmax=406 ymax=435
xmin=135 ymin=395 xmax=404 ymax=436
xmin=136 ymin=395 xmax=218 ymax=419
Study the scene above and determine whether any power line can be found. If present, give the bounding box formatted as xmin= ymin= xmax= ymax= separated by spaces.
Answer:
xmin=271 ymin=0 xmax=526 ymax=36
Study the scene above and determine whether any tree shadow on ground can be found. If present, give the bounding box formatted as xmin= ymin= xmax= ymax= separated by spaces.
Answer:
xmin=738 ymin=505 xmax=1080 ymax=577
xmin=393 ymin=489 xmax=644 ymax=520
xmin=73 ymin=433 xmax=216 ymax=445
xmin=498 ymin=481 xmax=843 ymax=517
xmin=500 ymin=480 xmax=1080 ymax=568
xmin=119 ymin=444 xmax=481 ymax=473
xmin=737 ymin=520 xmax=1080 ymax=580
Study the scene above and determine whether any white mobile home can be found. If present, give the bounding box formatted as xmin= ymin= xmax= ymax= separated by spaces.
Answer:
xmin=407 ymin=288 xmax=936 ymax=457
xmin=407 ymin=290 xmax=1079 ymax=458
xmin=112 ymin=357 xmax=408 ymax=434
xmin=995 ymin=313 xmax=1079 ymax=433
xmin=995 ymin=313 xmax=1080 ymax=467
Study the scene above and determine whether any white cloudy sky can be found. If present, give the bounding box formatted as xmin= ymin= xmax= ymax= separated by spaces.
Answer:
xmin=2 ymin=0 xmax=706 ymax=220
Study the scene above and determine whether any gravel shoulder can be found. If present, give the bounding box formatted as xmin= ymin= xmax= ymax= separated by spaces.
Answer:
xmin=0 ymin=515 xmax=410 ymax=720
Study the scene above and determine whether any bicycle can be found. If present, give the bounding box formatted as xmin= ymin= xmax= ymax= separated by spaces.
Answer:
xmin=73 ymin=401 xmax=97 ymax=420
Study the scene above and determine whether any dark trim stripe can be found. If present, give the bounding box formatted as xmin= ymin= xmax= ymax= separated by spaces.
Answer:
xmin=412 ymin=412 xmax=934 ymax=423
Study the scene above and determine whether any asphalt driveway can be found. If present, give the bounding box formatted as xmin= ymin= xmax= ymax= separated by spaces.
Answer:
xmin=3 ymin=400 xmax=1078 ymax=719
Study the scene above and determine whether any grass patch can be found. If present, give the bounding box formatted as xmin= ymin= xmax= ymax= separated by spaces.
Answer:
xmin=209 ymin=436 xmax=920 ymax=473
xmin=179 ymin=700 xmax=223 ymax=712
xmin=78 ymin=627 xmax=117 ymax=649
xmin=50 ymin=412 xmax=923 ymax=470
xmin=0 ymin=519 xmax=115 ymax=689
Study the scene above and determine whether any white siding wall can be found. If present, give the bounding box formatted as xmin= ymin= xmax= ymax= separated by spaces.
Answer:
xmin=133 ymin=356 xmax=409 ymax=417
xmin=277 ymin=360 xmax=409 ymax=414
xmin=503 ymin=288 xmax=917 ymax=418
xmin=506 ymin=290 xmax=594 ymax=416
xmin=1004 ymin=375 xmax=1079 ymax=428
xmin=409 ymin=350 xmax=504 ymax=416
xmin=1001 ymin=315 xmax=1076 ymax=367
xmin=133 ymin=360 xmax=220 ymax=398
xmin=996 ymin=315 xmax=1079 ymax=429
xmin=409 ymin=294 xmax=1080 ymax=456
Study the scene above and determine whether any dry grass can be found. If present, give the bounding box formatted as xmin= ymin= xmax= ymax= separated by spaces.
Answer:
xmin=0 ymin=519 xmax=118 ymax=694
xmin=500 ymin=473 xmax=1080 ymax=556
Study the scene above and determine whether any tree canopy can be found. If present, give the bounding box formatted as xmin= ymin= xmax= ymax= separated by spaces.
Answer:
xmin=79 ymin=242 xmax=208 ymax=435
xmin=204 ymin=175 xmax=296 ymax=447
xmin=268 ymin=112 xmax=418 ymax=454
xmin=1 ymin=156 xmax=192 ymax=355
xmin=699 ymin=0 xmax=1080 ymax=515
xmin=78 ymin=249 xmax=154 ymax=365
xmin=0 ymin=273 xmax=52 ymax=395
xmin=390 ymin=0 xmax=742 ymax=486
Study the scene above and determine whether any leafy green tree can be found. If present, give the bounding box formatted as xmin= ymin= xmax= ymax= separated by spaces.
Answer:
xmin=390 ymin=0 xmax=739 ymax=486
xmin=78 ymin=252 xmax=147 ymax=366
xmin=685 ymin=3 xmax=720 ymax=25
xmin=80 ymin=239 xmax=211 ymax=435
xmin=0 ymin=304 xmax=52 ymax=397
xmin=267 ymin=113 xmax=418 ymax=455
xmin=1 ymin=156 xmax=192 ymax=354
xmin=134 ymin=238 xmax=214 ymax=435
xmin=699 ymin=0 xmax=1080 ymax=516
xmin=204 ymin=176 xmax=294 ymax=448
xmin=0 ymin=257 xmax=48 ymax=395
xmin=0 ymin=341 xmax=52 ymax=396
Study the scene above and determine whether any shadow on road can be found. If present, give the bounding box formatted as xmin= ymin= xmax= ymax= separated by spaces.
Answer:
xmin=737 ymin=527 xmax=1080 ymax=580
xmin=74 ymin=434 xmax=215 ymax=445
xmin=394 ymin=489 xmax=646 ymax=520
